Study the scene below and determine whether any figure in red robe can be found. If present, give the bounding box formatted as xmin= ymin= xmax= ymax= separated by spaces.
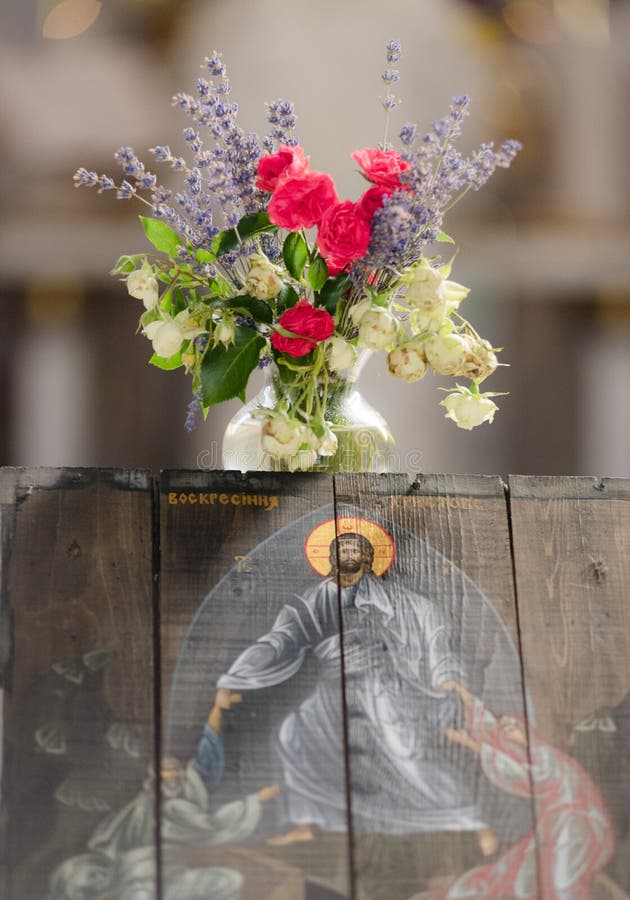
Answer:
xmin=413 ymin=682 xmax=614 ymax=900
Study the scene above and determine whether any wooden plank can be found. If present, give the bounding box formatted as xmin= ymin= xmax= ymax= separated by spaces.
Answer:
xmin=159 ymin=471 xmax=350 ymax=900
xmin=333 ymin=473 xmax=536 ymax=900
xmin=0 ymin=467 xmax=155 ymax=900
xmin=510 ymin=474 xmax=629 ymax=895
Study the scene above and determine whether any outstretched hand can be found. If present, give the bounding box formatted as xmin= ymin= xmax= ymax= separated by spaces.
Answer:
xmin=437 ymin=680 xmax=475 ymax=709
xmin=258 ymin=784 xmax=281 ymax=802
xmin=445 ymin=726 xmax=479 ymax=753
xmin=215 ymin=687 xmax=243 ymax=710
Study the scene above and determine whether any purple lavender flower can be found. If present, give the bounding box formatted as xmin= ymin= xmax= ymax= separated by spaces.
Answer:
xmin=150 ymin=145 xmax=172 ymax=162
xmin=386 ymin=40 xmax=402 ymax=63
xmin=205 ymin=52 xmax=227 ymax=77
xmin=116 ymin=180 xmax=136 ymax=200
xmin=98 ymin=174 xmax=115 ymax=192
xmin=73 ymin=167 xmax=99 ymax=188
xmin=184 ymin=389 xmax=203 ymax=432
xmin=399 ymin=123 xmax=417 ymax=146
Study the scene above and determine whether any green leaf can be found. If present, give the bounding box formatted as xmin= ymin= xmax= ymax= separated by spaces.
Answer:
xmin=212 ymin=211 xmax=276 ymax=256
xmin=308 ymin=256 xmax=328 ymax=292
xmin=195 ymin=248 xmax=215 ymax=264
xmin=436 ymin=231 xmax=455 ymax=245
xmin=149 ymin=349 xmax=184 ymax=371
xmin=276 ymin=283 xmax=300 ymax=314
xmin=225 ymin=294 xmax=273 ymax=324
xmin=282 ymin=232 xmax=308 ymax=280
xmin=315 ymin=274 xmax=351 ymax=314
xmin=201 ymin=326 xmax=265 ymax=406
xmin=110 ymin=254 xmax=144 ymax=275
xmin=140 ymin=216 xmax=183 ymax=257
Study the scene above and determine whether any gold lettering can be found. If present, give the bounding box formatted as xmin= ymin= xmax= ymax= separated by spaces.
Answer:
xmin=168 ymin=492 xmax=178 ymax=505
xmin=219 ymin=493 xmax=229 ymax=505
xmin=200 ymin=494 xmax=210 ymax=505
xmin=209 ymin=493 xmax=218 ymax=504
xmin=188 ymin=493 xmax=197 ymax=504
xmin=267 ymin=496 xmax=279 ymax=510
xmin=231 ymin=494 xmax=241 ymax=505
xmin=179 ymin=493 xmax=188 ymax=505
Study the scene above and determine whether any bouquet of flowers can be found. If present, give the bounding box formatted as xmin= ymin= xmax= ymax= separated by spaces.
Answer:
xmin=74 ymin=40 xmax=520 ymax=471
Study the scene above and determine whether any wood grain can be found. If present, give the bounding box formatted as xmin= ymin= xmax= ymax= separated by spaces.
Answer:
xmin=510 ymin=474 xmax=630 ymax=893
xmin=333 ymin=473 xmax=535 ymax=900
xmin=0 ymin=468 xmax=155 ymax=900
xmin=159 ymin=470 xmax=350 ymax=900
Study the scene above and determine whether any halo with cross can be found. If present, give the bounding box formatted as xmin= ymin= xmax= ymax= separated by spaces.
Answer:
xmin=304 ymin=516 xmax=396 ymax=577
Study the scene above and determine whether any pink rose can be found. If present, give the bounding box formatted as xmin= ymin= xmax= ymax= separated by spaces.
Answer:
xmin=352 ymin=147 xmax=410 ymax=189
xmin=271 ymin=299 xmax=335 ymax=357
xmin=357 ymin=184 xmax=396 ymax=221
xmin=268 ymin=171 xmax=338 ymax=231
xmin=256 ymin=145 xmax=310 ymax=192
xmin=316 ymin=200 xmax=371 ymax=271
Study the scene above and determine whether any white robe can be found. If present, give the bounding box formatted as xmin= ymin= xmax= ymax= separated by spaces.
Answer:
xmin=219 ymin=572 xmax=484 ymax=834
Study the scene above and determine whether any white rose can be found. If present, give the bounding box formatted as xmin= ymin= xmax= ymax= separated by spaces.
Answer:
xmin=348 ymin=297 xmax=373 ymax=326
xmin=317 ymin=427 xmax=338 ymax=457
xmin=143 ymin=309 xmax=204 ymax=358
xmin=144 ymin=321 xmax=185 ymax=358
xmin=357 ymin=309 xmax=397 ymax=351
xmin=127 ymin=266 xmax=159 ymax=309
xmin=410 ymin=307 xmax=447 ymax=336
xmin=245 ymin=254 xmax=283 ymax=300
xmin=424 ymin=332 xmax=472 ymax=376
xmin=387 ymin=343 xmax=428 ymax=383
xmin=287 ymin=426 xmax=321 ymax=471
xmin=261 ymin=413 xmax=306 ymax=460
xmin=404 ymin=265 xmax=445 ymax=311
xmin=461 ymin=338 xmax=498 ymax=382
xmin=442 ymin=392 xmax=498 ymax=430
xmin=328 ymin=337 xmax=357 ymax=373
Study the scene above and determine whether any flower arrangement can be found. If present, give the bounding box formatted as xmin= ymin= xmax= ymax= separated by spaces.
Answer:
xmin=74 ymin=40 xmax=520 ymax=471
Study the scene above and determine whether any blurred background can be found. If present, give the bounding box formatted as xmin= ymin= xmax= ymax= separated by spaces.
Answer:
xmin=1 ymin=0 xmax=629 ymax=476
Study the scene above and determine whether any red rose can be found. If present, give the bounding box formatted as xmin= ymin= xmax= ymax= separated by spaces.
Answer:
xmin=271 ymin=299 xmax=334 ymax=357
xmin=352 ymin=147 xmax=410 ymax=189
xmin=316 ymin=200 xmax=371 ymax=271
xmin=357 ymin=184 xmax=396 ymax=221
xmin=268 ymin=171 xmax=338 ymax=231
xmin=256 ymin=145 xmax=310 ymax=192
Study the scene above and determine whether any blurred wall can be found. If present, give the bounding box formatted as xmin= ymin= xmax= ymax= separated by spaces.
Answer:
xmin=1 ymin=0 xmax=629 ymax=475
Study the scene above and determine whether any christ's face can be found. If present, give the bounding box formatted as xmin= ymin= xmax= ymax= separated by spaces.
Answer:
xmin=336 ymin=537 xmax=365 ymax=574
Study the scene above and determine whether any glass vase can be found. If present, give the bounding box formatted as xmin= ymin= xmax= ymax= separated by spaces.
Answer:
xmin=222 ymin=353 xmax=395 ymax=473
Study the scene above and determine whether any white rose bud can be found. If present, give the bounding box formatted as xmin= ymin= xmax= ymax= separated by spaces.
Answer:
xmin=424 ymin=332 xmax=472 ymax=376
xmin=144 ymin=321 xmax=185 ymax=358
xmin=245 ymin=254 xmax=283 ymax=300
xmin=328 ymin=337 xmax=357 ymax=373
xmin=127 ymin=266 xmax=159 ymax=309
xmin=460 ymin=338 xmax=498 ymax=382
xmin=261 ymin=414 xmax=306 ymax=460
xmin=410 ymin=307 xmax=447 ymax=336
xmin=404 ymin=265 xmax=445 ymax=312
xmin=287 ymin=426 xmax=321 ymax=471
xmin=143 ymin=310 xmax=204 ymax=358
xmin=357 ymin=309 xmax=397 ymax=351
xmin=348 ymin=296 xmax=374 ymax=326
xmin=318 ymin=427 xmax=338 ymax=457
xmin=214 ymin=318 xmax=236 ymax=347
xmin=387 ymin=343 xmax=428 ymax=383
xmin=442 ymin=392 xmax=498 ymax=430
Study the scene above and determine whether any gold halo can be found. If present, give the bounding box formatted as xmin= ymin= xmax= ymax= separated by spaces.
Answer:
xmin=304 ymin=517 xmax=395 ymax=577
